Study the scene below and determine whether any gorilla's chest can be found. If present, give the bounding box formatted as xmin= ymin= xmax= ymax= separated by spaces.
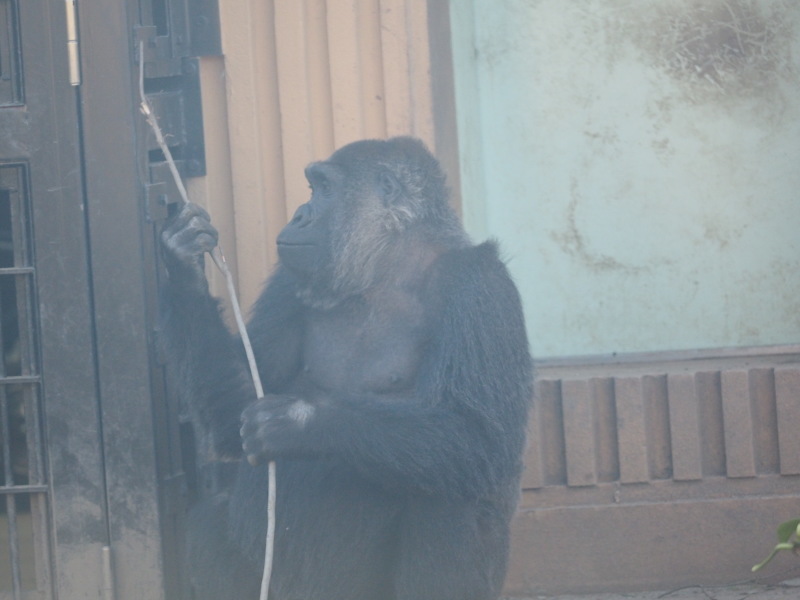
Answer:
xmin=303 ymin=294 xmax=428 ymax=394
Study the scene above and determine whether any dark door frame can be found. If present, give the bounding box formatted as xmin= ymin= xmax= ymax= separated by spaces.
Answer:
xmin=75 ymin=2 xmax=175 ymax=599
xmin=0 ymin=0 xmax=108 ymax=598
xmin=1 ymin=0 xmax=163 ymax=598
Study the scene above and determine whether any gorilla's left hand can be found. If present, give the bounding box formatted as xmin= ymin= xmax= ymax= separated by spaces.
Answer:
xmin=240 ymin=394 xmax=317 ymax=464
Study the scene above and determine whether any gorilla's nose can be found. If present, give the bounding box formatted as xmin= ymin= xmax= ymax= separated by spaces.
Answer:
xmin=290 ymin=203 xmax=315 ymax=228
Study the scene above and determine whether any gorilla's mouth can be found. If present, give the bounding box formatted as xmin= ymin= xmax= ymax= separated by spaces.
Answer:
xmin=277 ymin=242 xmax=319 ymax=274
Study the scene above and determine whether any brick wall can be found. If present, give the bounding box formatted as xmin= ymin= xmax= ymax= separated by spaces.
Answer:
xmin=507 ymin=347 xmax=800 ymax=595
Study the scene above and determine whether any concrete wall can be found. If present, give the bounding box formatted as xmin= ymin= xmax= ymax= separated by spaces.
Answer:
xmin=510 ymin=351 xmax=800 ymax=594
xmin=451 ymin=0 xmax=800 ymax=358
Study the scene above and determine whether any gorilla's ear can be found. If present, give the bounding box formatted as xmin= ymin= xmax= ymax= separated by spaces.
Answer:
xmin=379 ymin=169 xmax=402 ymax=206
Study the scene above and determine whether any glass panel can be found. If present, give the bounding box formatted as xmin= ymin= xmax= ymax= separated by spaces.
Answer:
xmin=0 ymin=164 xmax=48 ymax=597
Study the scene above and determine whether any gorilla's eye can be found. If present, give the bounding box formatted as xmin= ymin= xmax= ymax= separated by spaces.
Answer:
xmin=311 ymin=177 xmax=331 ymax=197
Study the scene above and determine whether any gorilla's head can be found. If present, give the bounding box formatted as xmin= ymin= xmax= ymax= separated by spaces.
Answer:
xmin=276 ymin=137 xmax=465 ymax=308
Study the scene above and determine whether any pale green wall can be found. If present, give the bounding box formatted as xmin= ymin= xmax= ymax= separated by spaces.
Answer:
xmin=451 ymin=0 xmax=800 ymax=358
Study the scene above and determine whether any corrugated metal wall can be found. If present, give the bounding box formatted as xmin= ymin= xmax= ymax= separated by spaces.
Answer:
xmin=189 ymin=0 xmax=457 ymax=310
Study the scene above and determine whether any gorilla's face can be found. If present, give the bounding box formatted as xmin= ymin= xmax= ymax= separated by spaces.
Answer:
xmin=276 ymin=138 xmax=457 ymax=307
xmin=276 ymin=143 xmax=401 ymax=302
xmin=275 ymin=162 xmax=340 ymax=278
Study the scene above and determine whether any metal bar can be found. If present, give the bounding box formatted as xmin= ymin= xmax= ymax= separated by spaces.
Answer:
xmin=0 ymin=377 xmax=40 ymax=386
xmin=15 ymin=272 xmax=45 ymax=488
xmin=2 ymin=383 xmax=23 ymax=599
xmin=29 ymin=493 xmax=54 ymax=597
xmin=0 ymin=162 xmax=19 ymax=599
xmin=1 ymin=387 xmax=13 ymax=485
xmin=5 ymin=494 xmax=22 ymax=600
xmin=11 ymin=176 xmax=38 ymax=378
xmin=6 ymin=170 xmax=27 ymax=269
xmin=24 ymin=384 xmax=45 ymax=486
xmin=0 ymin=485 xmax=49 ymax=494
xmin=0 ymin=268 xmax=34 ymax=276
xmin=0 ymin=279 xmax=6 ymax=380
xmin=1 ymin=167 xmax=50 ymax=598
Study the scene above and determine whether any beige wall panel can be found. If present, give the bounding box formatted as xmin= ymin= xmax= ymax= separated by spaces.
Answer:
xmin=217 ymin=0 xmax=286 ymax=308
xmin=379 ymin=0 xmax=412 ymax=137
xmin=381 ymin=0 xmax=434 ymax=142
xmin=358 ymin=0 xmax=389 ymax=138
xmin=327 ymin=0 xmax=368 ymax=144
xmin=273 ymin=1 xmax=317 ymax=215
xmin=187 ymin=57 xmax=237 ymax=301
xmin=327 ymin=0 xmax=390 ymax=146
xmin=405 ymin=1 xmax=434 ymax=143
xmin=380 ymin=0 xmax=434 ymax=142
xmin=275 ymin=0 xmax=334 ymax=219
xmin=304 ymin=0 xmax=337 ymax=161
xmin=213 ymin=0 xmax=445 ymax=310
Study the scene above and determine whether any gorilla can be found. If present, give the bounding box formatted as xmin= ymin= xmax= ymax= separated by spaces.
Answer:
xmin=160 ymin=136 xmax=532 ymax=600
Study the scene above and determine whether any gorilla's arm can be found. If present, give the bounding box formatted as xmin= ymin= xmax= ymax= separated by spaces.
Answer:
xmin=160 ymin=204 xmax=303 ymax=458
xmin=242 ymin=242 xmax=533 ymax=498
xmin=161 ymin=276 xmax=250 ymax=458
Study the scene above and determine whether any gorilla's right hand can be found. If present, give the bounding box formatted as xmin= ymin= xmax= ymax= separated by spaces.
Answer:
xmin=161 ymin=202 xmax=219 ymax=294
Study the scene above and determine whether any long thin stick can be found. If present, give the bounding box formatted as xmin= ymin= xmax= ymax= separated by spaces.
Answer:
xmin=210 ymin=248 xmax=276 ymax=600
xmin=138 ymin=42 xmax=276 ymax=600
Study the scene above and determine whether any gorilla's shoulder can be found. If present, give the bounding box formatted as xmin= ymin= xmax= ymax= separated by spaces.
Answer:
xmin=428 ymin=240 xmax=522 ymax=315
xmin=436 ymin=240 xmax=512 ymax=284
xmin=459 ymin=240 xmax=504 ymax=266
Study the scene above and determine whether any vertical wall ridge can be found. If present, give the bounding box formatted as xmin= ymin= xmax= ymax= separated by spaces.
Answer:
xmin=213 ymin=0 xmax=442 ymax=310
xmin=513 ymin=355 xmax=800 ymax=594
xmin=523 ymin=358 xmax=800 ymax=491
xmin=776 ymin=366 xmax=800 ymax=475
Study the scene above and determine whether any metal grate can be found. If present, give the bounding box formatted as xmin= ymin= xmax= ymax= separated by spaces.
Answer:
xmin=0 ymin=164 xmax=51 ymax=600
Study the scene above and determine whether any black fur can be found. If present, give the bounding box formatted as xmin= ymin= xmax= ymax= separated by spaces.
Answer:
xmin=160 ymin=137 xmax=532 ymax=600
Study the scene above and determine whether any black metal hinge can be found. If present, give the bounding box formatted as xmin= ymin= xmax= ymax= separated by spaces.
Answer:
xmin=135 ymin=0 xmax=221 ymax=221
